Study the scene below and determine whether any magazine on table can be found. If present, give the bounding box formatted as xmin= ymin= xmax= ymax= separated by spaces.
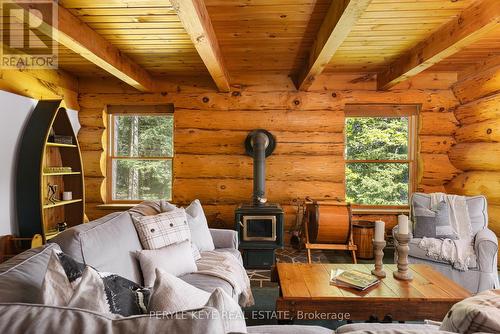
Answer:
xmin=330 ymin=269 xmax=380 ymax=291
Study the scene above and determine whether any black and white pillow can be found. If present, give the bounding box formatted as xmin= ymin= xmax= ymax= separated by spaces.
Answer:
xmin=43 ymin=250 xmax=150 ymax=316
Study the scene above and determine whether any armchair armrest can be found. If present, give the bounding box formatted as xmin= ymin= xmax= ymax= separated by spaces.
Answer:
xmin=474 ymin=227 xmax=498 ymax=273
xmin=209 ymin=228 xmax=238 ymax=249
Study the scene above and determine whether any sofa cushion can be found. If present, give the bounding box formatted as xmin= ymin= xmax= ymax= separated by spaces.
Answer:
xmin=52 ymin=211 xmax=143 ymax=284
xmin=136 ymin=240 xmax=197 ymax=287
xmin=248 ymin=325 xmax=333 ymax=334
xmin=0 ymin=303 xmax=225 ymax=334
xmin=336 ymin=323 xmax=441 ymax=333
xmin=0 ymin=243 xmax=60 ymax=303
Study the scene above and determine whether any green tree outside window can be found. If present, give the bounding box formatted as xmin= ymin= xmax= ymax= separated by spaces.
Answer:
xmin=345 ymin=117 xmax=411 ymax=205
xmin=110 ymin=114 xmax=173 ymax=201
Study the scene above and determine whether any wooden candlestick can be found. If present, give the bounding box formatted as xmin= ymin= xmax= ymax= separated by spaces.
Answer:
xmin=393 ymin=233 xmax=413 ymax=281
xmin=371 ymin=240 xmax=386 ymax=278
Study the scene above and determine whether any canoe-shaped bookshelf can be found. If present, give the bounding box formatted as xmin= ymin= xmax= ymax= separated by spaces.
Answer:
xmin=16 ymin=100 xmax=85 ymax=243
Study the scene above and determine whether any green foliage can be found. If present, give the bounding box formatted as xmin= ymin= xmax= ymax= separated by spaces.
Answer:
xmin=113 ymin=115 xmax=173 ymax=201
xmin=345 ymin=117 xmax=409 ymax=205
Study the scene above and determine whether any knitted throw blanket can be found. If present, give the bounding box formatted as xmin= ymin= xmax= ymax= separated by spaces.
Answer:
xmin=418 ymin=193 xmax=476 ymax=271
xmin=196 ymin=251 xmax=254 ymax=307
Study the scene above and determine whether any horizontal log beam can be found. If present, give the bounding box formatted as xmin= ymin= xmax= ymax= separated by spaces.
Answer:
xmin=378 ymin=0 xmax=500 ymax=90
xmin=11 ymin=1 xmax=154 ymax=91
xmin=296 ymin=0 xmax=371 ymax=91
xmin=171 ymin=0 xmax=230 ymax=92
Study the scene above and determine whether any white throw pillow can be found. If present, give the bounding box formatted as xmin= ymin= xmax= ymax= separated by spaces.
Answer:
xmin=133 ymin=209 xmax=191 ymax=250
xmin=136 ymin=240 xmax=198 ymax=287
xmin=148 ymin=268 xmax=210 ymax=313
xmin=185 ymin=199 xmax=215 ymax=252
xmin=148 ymin=269 xmax=246 ymax=334
xmin=205 ymin=287 xmax=247 ymax=333
xmin=66 ymin=267 xmax=110 ymax=314
xmin=41 ymin=251 xmax=74 ymax=306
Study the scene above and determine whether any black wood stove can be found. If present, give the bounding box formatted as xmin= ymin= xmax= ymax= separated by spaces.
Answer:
xmin=235 ymin=129 xmax=284 ymax=269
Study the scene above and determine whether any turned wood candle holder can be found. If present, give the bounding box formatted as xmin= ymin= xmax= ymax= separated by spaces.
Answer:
xmin=393 ymin=233 xmax=413 ymax=281
xmin=371 ymin=240 xmax=386 ymax=278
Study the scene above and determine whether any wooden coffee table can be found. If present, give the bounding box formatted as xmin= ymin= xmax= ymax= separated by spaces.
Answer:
xmin=275 ymin=263 xmax=471 ymax=322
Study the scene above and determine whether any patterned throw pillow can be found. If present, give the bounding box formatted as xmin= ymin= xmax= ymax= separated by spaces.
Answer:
xmin=133 ymin=209 xmax=191 ymax=250
xmin=42 ymin=250 xmax=150 ymax=316
xmin=413 ymin=201 xmax=458 ymax=239
xmin=440 ymin=289 xmax=500 ymax=333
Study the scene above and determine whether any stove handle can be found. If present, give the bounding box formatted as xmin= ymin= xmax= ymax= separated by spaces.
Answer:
xmin=238 ymin=221 xmax=244 ymax=228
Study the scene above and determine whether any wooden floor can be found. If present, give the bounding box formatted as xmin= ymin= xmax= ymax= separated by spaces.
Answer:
xmin=276 ymin=263 xmax=471 ymax=321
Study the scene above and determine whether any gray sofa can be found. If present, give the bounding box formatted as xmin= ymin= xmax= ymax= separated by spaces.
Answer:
xmin=0 ymin=209 xmax=331 ymax=334
xmin=395 ymin=193 xmax=499 ymax=293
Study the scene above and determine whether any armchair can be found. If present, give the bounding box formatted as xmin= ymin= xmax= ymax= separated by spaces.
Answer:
xmin=394 ymin=193 xmax=499 ymax=293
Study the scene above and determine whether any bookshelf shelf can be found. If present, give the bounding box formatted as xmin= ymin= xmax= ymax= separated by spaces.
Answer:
xmin=46 ymin=142 xmax=77 ymax=148
xmin=43 ymin=171 xmax=81 ymax=176
xmin=42 ymin=199 xmax=83 ymax=209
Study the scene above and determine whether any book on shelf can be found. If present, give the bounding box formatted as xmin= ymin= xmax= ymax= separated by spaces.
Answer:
xmin=330 ymin=269 xmax=380 ymax=291
xmin=44 ymin=166 xmax=72 ymax=173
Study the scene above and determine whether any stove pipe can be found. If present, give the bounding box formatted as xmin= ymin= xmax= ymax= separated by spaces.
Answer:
xmin=245 ymin=129 xmax=276 ymax=206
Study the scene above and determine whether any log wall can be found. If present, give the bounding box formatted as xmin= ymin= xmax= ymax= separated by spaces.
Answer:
xmin=78 ymin=73 xmax=460 ymax=241
xmin=447 ymin=61 xmax=500 ymax=241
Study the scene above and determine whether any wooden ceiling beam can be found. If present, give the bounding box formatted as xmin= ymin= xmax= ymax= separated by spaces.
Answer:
xmin=377 ymin=0 xmax=500 ymax=91
xmin=295 ymin=0 xmax=372 ymax=91
xmin=11 ymin=2 xmax=154 ymax=92
xmin=171 ymin=0 xmax=230 ymax=92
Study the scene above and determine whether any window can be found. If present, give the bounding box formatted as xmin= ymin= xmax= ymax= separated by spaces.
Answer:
xmin=107 ymin=109 xmax=173 ymax=202
xmin=344 ymin=105 xmax=418 ymax=206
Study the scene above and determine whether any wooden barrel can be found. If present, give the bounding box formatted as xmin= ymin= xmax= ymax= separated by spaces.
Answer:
xmin=306 ymin=203 xmax=351 ymax=244
xmin=352 ymin=221 xmax=375 ymax=259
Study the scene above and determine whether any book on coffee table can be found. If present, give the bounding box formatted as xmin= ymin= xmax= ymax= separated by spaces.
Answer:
xmin=330 ymin=269 xmax=380 ymax=291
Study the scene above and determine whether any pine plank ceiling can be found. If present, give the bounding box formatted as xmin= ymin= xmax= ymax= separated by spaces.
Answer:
xmin=50 ymin=0 xmax=498 ymax=87
xmin=58 ymin=0 xmax=208 ymax=77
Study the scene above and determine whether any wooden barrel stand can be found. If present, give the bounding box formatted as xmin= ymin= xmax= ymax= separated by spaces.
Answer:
xmin=304 ymin=202 xmax=357 ymax=264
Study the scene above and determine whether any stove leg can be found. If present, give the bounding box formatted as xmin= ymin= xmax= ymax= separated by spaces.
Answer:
xmin=277 ymin=319 xmax=294 ymax=325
